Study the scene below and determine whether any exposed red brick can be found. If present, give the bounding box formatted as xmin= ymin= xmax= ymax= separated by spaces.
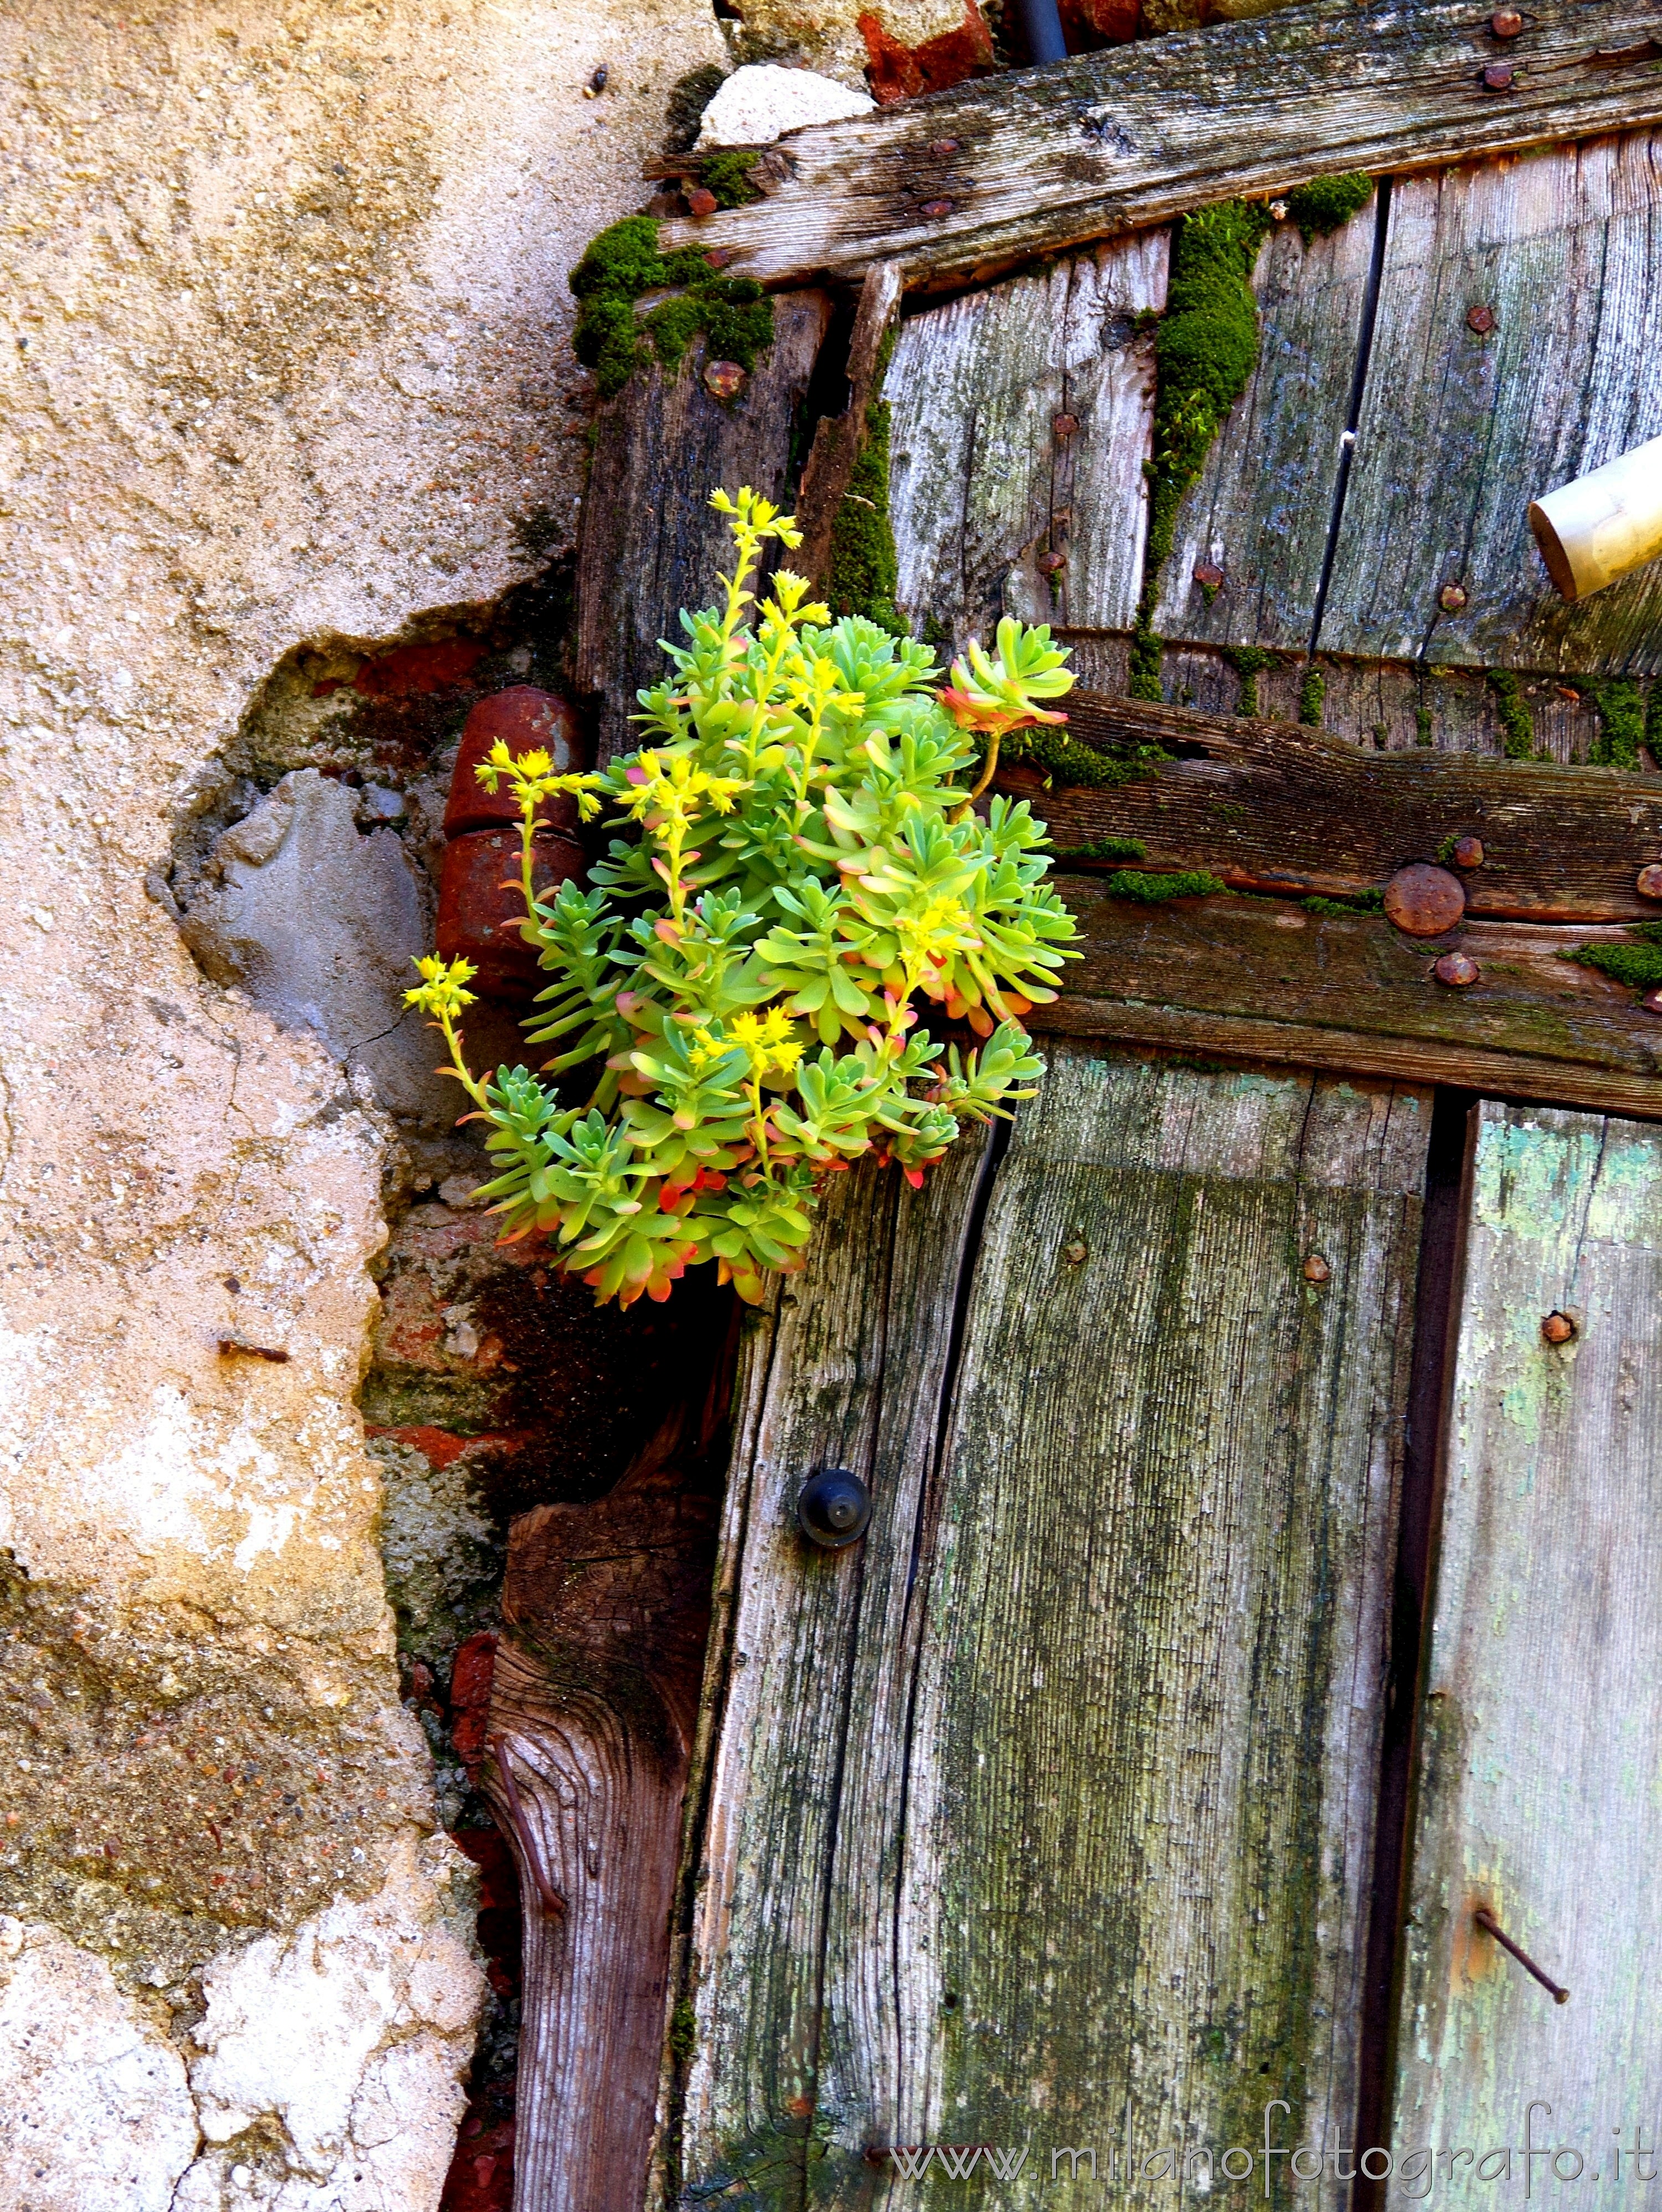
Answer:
xmin=444 ymin=688 xmax=585 ymax=837
xmin=435 ymin=828 xmax=586 ymax=998
xmin=859 ymin=0 xmax=994 ymax=103
xmin=363 ymin=1423 xmax=471 ymax=1468
xmin=448 ymin=1632 xmax=499 ymax=1780
xmin=352 ymin=637 xmax=488 ymax=699
xmin=1058 ymin=0 xmax=1136 ymax=45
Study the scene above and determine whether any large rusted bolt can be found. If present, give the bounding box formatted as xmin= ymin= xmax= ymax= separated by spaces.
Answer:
xmin=1384 ymin=863 xmax=1466 ymax=937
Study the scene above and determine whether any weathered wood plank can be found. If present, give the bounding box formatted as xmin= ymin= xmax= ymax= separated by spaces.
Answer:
xmin=886 ymin=236 xmax=1167 ymax=647
xmin=1018 ymin=689 xmax=1662 ymax=921
xmin=1321 ymin=131 xmax=1662 ymax=675
xmin=793 ymin=260 xmax=904 ymax=589
xmin=1149 ymin=202 xmax=1378 ymax=648
xmin=1041 ymin=882 xmax=1662 ymax=1118
xmin=1387 ymin=1101 xmax=1662 ymax=2197
xmin=573 ymin=293 xmax=831 ymax=762
xmin=676 ymin=1136 xmax=993 ymax=2207
xmin=656 ymin=0 xmax=1662 ymax=294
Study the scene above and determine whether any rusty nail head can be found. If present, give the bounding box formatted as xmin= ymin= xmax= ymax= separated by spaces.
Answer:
xmin=704 ymin=359 xmax=747 ymax=399
xmin=929 ymin=137 xmax=960 ymax=155
xmin=1053 ymin=411 xmax=1079 ymax=440
xmin=1384 ymin=861 xmax=1467 ymax=937
xmin=1542 ymin=1310 xmax=1576 ymax=1344
xmin=1637 ymin=863 xmax=1662 ymax=899
xmin=1452 ymin=835 xmax=1485 ymax=868
xmin=1303 ymin=1254 xmax=1331 ymax=1283
xmin=704 ymin=247 xmax=735 ymax=269
xmin=1434 ymin=951 xmax=1481 ymax=987
xmin=1644 ymin=987 xmax=1662 ymax=1015
xmin=1439 ymin=582 xmax=1469 ymax=611
xmin=1466 ymin=303 xmax=1496 ymax=333
xmin=686 ymin=184 xmax=718 ymax=217
xmin=1194 ymin=561 xmax=1225 ymax=589
xmin=1064 ymin=1240 xmax=1087 ymax=1265
xmin=920 ymin=197 xmax=953 ymax=219
xmin=1483 ymin=60 xmax=1515 ymax=86
xmin=1490 ymin=7 xmax=1523 ymax=32
xmin=1037 ymin=549 xmax=1066 ymax=573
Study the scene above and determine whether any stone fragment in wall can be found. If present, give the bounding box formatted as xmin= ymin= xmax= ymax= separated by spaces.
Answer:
xmin=0 ymin=1920 xmax=197 ymax=2212
xmin=176 ymin=769 xmax=451 ymax=1128
xmin=694 ymin=62 xmax=875 ymax=146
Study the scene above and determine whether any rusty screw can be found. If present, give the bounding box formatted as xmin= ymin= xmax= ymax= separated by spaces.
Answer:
xmin=704 ymin=358 xmax=747 ymax=400
xmin=1439 ymin=582 xmax=1469 ymax=612
xmin=919 ymin=197 xmax=953 ymax=219
xmin=1466 ymin=303 xmax=1496 ymax=334
xmin=1434 ymin=951 xmax=1481 ymax=986
xmin=686 ymin=185 xmax=718 ymax=217
xmin=1474 ymin=1906 xmax=1569 ymax=2004
xmin=1194 ymin=561 xmax=1225 ymax=590
xmin=1053 ymin=411 xmax=1079 ymax=440
xmin=929 ymin=136 xmax=960 ymax=155
xmin=1037 ymin=549 xmax=1066 ymax=573
xmin=1541 ymin=1310 xmax=1576 ymax=1344
xmin=1451 ymin=835 xmax=1485 ymax=868
xmin=1303 ymin=1254 xmax=1331 ymax=1283
xmin=1483 ymin=60 xmax=1515 ymax=88
xmin=1490 ymin=7 xmax=1523 ymax=32
xmin=1638 ymin=864 xmax=1662 ymax=899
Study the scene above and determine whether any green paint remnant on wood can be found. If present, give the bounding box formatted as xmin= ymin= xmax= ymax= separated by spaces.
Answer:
xmin=570 ymin=215 xmax=774 ymax=399
xmin=1486 ymin=669 xmax=1535 ymax=759
xmin=1284 ymin=172 xmax=1375 ymax=246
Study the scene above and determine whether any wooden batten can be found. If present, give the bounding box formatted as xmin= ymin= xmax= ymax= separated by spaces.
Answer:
xmin=654 ymin=0 xmax=1662 ymax=292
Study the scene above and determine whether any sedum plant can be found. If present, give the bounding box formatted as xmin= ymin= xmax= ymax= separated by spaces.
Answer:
xmin=406 ymin=487 xmax=1080 ymax=1307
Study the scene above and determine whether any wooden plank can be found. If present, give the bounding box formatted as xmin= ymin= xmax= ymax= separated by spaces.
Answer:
xmin=793 ymin=260 xmax=904 ymax=588
xmin=1040 ymin=882 xmax=1662 ymax=1119
xmin=1014 ymin=689 xmax=1662 ymax=922
xmin=1321 ymin=131 xmax=1662 ymax=676
xmin=886 ymin=235 xmax=1167 ymax=646
xmin=675 ymin=1136 xmax=994 ymax=2208
xmin=675 ymin=1046 xmax=1428 ymax=2205
xmin=1148 ymin=202 xmax=1378 ymax=649
xmin=655 ymin=0 xmax=1662 ymax=294
xmin=1388 ymin=1101 xmax=1662 ymax=2195
xmin=573 ymin=292 xmax=831 ymax=763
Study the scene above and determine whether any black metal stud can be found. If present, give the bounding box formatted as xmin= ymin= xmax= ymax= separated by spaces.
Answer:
xmin=797 ymin=1468 xmax=872 ymax=1549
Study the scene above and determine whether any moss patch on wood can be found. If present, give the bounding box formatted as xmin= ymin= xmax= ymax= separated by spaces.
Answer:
xmin=1486 ymin=669 xmax=1535 ymax=760
xmin=701 ymin=150 xmax=763 ymax=209
xmin=1224 ymin=644 xmax=1277 ymax=718
xmin=570 ymin=215 xmax=773 ymax=399
xmin=1058 ymin=835 xmax=1148 ymax=863
xmin=825 ymin=330 xmax=905 ymax=635
xmin=1589 ymin=676 xmax=1645 ymax=769
xmin=1563 ymin=918 xmax=1662 ymax=993
xmin=1299 ymin=665 xmax=1327 ymax=727
xmin=1102 ymin=866 xmax=1229 ymax=901
xmin=1304 ymin=886 xmax=1384 ymax=917
xmin=1284 ymin=172 xmax=1374 ymax=245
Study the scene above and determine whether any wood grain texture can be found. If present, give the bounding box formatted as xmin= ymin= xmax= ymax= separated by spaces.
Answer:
xmin=676 ymin=1136 xmax=994 ymax=2208
xmin=675 ymin=1047 xmax=1429 ymax=2207
xmin=1019 ymin=690 xmax=1662 ymax=922
xmin=573 ymin=294 xmax=831 ymax=762
xmin=655 ymin=0 xmax=1662 ymax=293
xmin=1387 ymin=1101 xmax=1662 ymax=2196
xmin=1320 ymin=131 xmax=1662 ymax=675
xmin=885 ymin=235 xmax=1167 ymax=649
xmin=484 ymin=1455 xmax=718 ymax=2212
xmin=1149 ymin=204 xmax=1378 ymax=648
xmin=1041 ymin=882 xmax=1662 ymax=1119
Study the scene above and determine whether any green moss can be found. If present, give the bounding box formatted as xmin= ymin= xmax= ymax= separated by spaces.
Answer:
xmin=1646 ymin=681 xmax=1662 ymax=762
xmin=1486 ymin=669 xmax=1535 ymax=760
xmin=670 ymin=1997 xmax=697 ymax=2062
xmin=1127 ymin=621 xmax=1165 ymax=702
xmin=1283 ymin=172 xmax=1374 ymax=245
xmin=1102 ymin=868 xmax=1229 ymax=901
xmin=1589 ymin=676 xmax=1645 ymax=769
xmin=1058 ymin=835 xmax=1148 ymax=862
xmin=1563 ymin=938 xmax=1662 ymax=991
xmin=701 ymin=150 xmax=763 ymax=208
xmin=1298 ymin=666 xmax=1326 ymax=727
xmin=1304 ymin=887 xmax=1384 ymax=918
xmin=827 ymin=333 xmax=905 ymax=635
xmin=996 ymin=723 xmax=1160 ymax=789
xmin=569 ymin=215 xmax=773 ymax=399
xmin=1415 ymin=706 xmax=1434 ymax=746
xmin=1224 ymin=644 xmax=1276 ymax=718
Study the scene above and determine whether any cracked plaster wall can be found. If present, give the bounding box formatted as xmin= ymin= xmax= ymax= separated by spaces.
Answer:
xmin=0 ymin=0 xmax=735 ymax=2205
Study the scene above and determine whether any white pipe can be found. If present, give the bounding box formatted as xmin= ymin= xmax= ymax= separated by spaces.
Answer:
xmin=1528 ymin=433 xmax=1662 ymax=602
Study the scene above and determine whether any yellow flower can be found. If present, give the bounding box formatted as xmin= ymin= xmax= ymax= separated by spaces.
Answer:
xmin=404 ymin=954 xmax=478 ymax=1022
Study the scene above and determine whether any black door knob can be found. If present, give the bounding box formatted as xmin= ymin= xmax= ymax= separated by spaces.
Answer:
xmin=797 ymin=1468 xmax=872 ymax=1549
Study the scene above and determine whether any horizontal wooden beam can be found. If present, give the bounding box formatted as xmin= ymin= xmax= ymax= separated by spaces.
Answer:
xmin=1012 ymin=690 xmax=1662 ymax=923
xmin=1033 ymin=881 xmax=1662 ymax=1117
xmin=659 ymin=0 xmax=1662 ymax=291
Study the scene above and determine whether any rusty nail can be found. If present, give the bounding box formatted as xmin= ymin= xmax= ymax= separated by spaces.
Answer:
xmin=703 ymin=358 xmax=747 ymax=399
xmin=1064 ymin=1240 xmax=1087 ymax=1265
xmin=1193 ymin=561 xmax=1225 ymax=589
xmin=704 ymin=247 xmax=735 ymax=269
xmin=1474 ymin=1907 xmax=1569 ymax=2004
xmin=1439 ymin=582 xmax=1469 ymax=612
xmin=218 ymin=1338 xmax=291 ymax=1363
xmin=1637 ymin=864 xmax=1662 ymax=899
xmin=686 ymin=185 xmax=718 ymax=217
xmin=1303 ymin=1254 xmax=1331 ymax=1283
xmin=1053 ymin=411 xmax=1079 ymax=439
xmin=1482 ymin=60 xmax=1515 ymax=87
xmin=919 ymin=197 xmax=953 ymax=219
xmin=1644 ymin=987 xmax=1662 ymax=1015
xmin=588 ymin=63 xmax=609 ymax=93
xmin=1490 ymin=7 xmax=1523 ymax=32
xmin=1434 ymin=951 xmax=1481 ymax=986
xmin=1466 ymin=303 xmax=1496 ymax=333
xmin=1541 ymin=1309 xmax=1576 ymax=1344
xmin=1037 ymin=549 xmax=1066 ymax=573
xmin=492 ymin=1736 xmax=567 ymax=1916
xmin=1452 ymin=835 xmax=1485 ymax=868
xmin=929 ymin=137 xmax=960 ymax=155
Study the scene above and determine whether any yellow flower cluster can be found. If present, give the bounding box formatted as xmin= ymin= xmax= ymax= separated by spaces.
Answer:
xmin=404 ymin=953 xmax=478 ymax=1024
